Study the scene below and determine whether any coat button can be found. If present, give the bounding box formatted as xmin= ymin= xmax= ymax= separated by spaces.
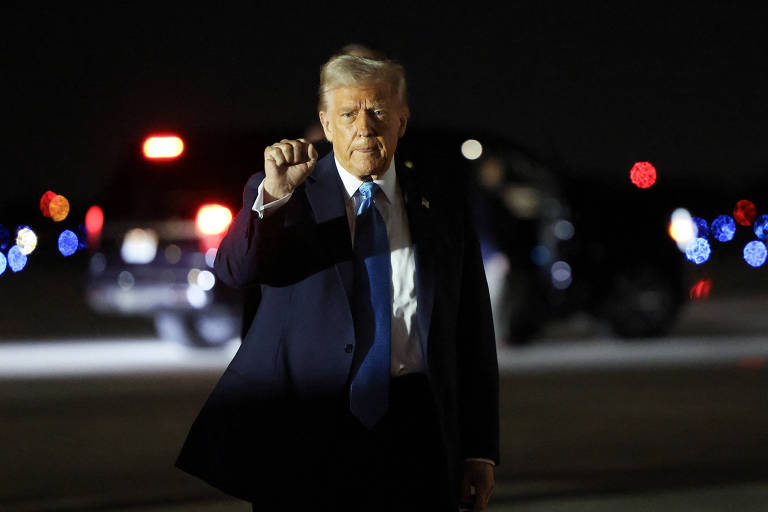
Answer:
xmin=344 ymin=344 xmax=354 ymax=353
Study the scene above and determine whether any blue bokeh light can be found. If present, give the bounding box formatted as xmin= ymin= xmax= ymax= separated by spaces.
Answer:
xmin=754 ymin=214 xmax=768 ymax=241
xmin=0 ymin=251 xmax=6 ymax=276
xmin=743 ymin=240 xmax=767 ymax=268
xmin=691 ymin=216 xmax=709 ymax=238
xmin=685 ymin=237 xmax=711 ymax=265
xmin=8 ymin=245 xmax=27 ymax=272
xmin=0 ymin=225 xmax=10 ymax=250
xmin=530 ymin=245 xmax=551 ymax=266
xmin=78 ymin=224 xmax=88 ymax=250
xmin=711 ymin=215 xmax=736 ymax=242
xmin=58 ymin=230 xmax=79 ymax=257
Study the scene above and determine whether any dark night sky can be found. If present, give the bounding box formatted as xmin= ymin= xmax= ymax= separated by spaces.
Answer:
xmin=3 ymin=3 xmax=768 ymax=208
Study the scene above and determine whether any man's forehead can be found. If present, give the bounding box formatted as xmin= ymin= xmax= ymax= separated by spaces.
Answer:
xmin=330 ymin=84 xmax=397 ymax=106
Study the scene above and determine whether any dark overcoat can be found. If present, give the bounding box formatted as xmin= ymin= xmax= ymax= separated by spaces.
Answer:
xmin=175 ymin=151 xmax=499 ymax=506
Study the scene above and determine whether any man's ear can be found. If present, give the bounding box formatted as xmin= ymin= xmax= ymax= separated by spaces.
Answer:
xmin=318 ymin=111 xmax=333 ymax=142
xmin=398 ymin=113 xmax=408 ymax=139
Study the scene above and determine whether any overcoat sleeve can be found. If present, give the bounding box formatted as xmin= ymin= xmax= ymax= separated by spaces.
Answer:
xmin=214 ymin=172 xmax=304 ymax=288
xmin=456 ymin=192 xmax=500 ymax=465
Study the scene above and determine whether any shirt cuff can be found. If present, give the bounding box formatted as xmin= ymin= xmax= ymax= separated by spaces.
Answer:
xmin=252 ymin=180 xmax=292 ymax=218
xmin=464 ymin=457 xmax=496 ymax=467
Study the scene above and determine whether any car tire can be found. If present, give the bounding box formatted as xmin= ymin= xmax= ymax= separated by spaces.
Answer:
xmin=604 ymin=265 xmax=681 ymax=339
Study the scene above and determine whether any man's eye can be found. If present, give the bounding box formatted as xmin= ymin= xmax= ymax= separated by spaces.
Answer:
xmin=341 ymin=112 xmax=354 ymax=119
xmin=374 ymin=110 xmax=384 ymax=117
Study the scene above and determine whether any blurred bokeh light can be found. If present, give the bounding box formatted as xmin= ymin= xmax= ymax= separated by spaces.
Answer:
xmin=196 ymin=204 xmax=233 ymax=236
xmin=187 ymin=268 xmax=201 ymax=286
xmin=85 ymin=205 xmax=104 ymax=234
xmin=691 ymin=216 xmax=709 ymax=239
xmin=143 ymin=135 xmax=184 ymax=159
xmin=733 ymin=199 xmax=757 ymax=226
xmin=689 ymin=278 xmax=712 ymax=300
xmin=16 ymin=227 xmax=38 ymax=255
xmin=58 ymin=230 xmax=79 ymax=257
xmin=754 ymin=214 xmax=768 ymax=240
xmin=0 ymin=252 xmax=6 ymax=276
xmin=205 ymin=247 xmax=217 ymax=268
xmin=118 ymin=270 xmax=135 ymax=290
xmin=186 ymin=285 xmax=207 ymax=308
xmin=8 ymin=245 xmax=28 ymax=272
xmin=0 ymin=225 xmax=10 ymax=250
xmin=743 ymin=240 xmax=767 ymax=268
xmin=121 ymin=228 xmax=158 ymax=264
xmin=553 ymin=220 xmax=575 ymax=241
xmin=551 ymin=260 xmax=572 ymax=290
xmin=669 ymin=208 xmax=696 ymax=250
xmin=629 ymin=161 xmax=657 ymax=189
xmin=461 ymin=139 xmax=483 ymax=160
xmin=39 ymin=190 xmax=57 ymax=218
xmin=685 ymin=237 xmax=711 ymax=264
xmin=711 ymin=215 xmax=736 ymax=242
xmin=49 ymin=194 xmax=70 ymax=222
xmin=197 ymin=270 xmax=216 ymax=291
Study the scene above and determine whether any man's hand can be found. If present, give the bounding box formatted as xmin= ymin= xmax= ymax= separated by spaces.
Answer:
xmin=460 ymin=460 xmax=495 ymax=511
xmin=263 ymin=138 xmax=318 ymax=201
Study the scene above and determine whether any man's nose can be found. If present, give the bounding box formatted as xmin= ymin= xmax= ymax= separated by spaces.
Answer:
xmin=355 ymin=110 xmax=376 ymax=137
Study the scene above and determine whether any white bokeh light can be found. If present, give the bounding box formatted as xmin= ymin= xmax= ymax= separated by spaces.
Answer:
xmin=461 ymin=139 xmax=483 ymax=160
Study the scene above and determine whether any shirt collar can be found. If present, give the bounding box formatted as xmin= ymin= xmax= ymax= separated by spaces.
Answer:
xmin=334 ymin=155 xmax=397 ymax=204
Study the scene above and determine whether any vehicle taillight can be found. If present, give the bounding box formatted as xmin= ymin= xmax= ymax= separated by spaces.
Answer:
xmin=143 ymin=135 xmax=184 ymax=159
xmin=85 ymin=205 xmax=104 ymax=251
xmin=196 ymin=204 xmax=233 ymax=236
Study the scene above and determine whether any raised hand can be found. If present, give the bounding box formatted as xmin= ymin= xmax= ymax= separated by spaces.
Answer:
xmin=263 ymin=138 xmax=318 ymax=201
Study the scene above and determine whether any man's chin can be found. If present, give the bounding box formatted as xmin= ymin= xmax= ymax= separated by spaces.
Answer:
xmin=349 ymin=160 xmax=388 ymax=179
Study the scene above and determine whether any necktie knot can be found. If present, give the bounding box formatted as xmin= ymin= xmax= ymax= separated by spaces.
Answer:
xmin=356 ymin=181 xmax=380 ymax=216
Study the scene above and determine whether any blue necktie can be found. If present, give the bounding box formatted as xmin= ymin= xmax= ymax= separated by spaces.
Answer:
xmin=349 ymin=181 xmax=391 ymax=429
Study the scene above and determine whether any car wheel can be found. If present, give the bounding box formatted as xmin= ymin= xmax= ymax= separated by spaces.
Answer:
xmin=604 ymin=266 xmax=681 ymax=338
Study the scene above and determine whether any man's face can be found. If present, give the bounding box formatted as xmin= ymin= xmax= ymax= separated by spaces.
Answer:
xmin=319 ymin=83 xmax=408 ymax=180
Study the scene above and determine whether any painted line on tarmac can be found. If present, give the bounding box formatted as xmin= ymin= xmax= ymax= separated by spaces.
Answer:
xmin=498 ymin=336 xmax=768 ymax=373
xmin=0 ymin=335 xmax=766 ymax=379
xmin=0 ymin=338 xmax=239 ymax=379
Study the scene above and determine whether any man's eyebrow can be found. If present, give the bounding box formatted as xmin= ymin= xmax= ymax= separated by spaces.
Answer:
xmin=336 ymin=99 xmax=388 ymax=112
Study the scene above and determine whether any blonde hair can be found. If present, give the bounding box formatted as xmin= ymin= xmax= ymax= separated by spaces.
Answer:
xmin=318 ymin=50 xmax=409 ymax=115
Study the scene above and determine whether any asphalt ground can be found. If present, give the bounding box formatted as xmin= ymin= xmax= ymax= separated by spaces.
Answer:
xmin=2 ymin=266 xmax=768 ymax=510
xmin=2 ymin=336 xmax=767 ymax=511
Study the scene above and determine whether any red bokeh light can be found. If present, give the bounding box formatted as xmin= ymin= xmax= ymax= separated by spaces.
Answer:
xmin=689 ymin=278 xmax=712 ymax=301
xmin=733 ymin=199 xmax=757 ymax=226
xmin=143 ymin=135 xmax=184 ymax=159
xmin=85 ymin=205 xmax=104 ymax=234
xmin=40 ymin=190 xmax=57 ymax=218
xmin=630 ymin=162 xmax=657 ymax=189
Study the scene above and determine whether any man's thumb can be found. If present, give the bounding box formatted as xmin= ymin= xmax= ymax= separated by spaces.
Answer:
xmin=308 ymin=143 xmax=318 ymax=161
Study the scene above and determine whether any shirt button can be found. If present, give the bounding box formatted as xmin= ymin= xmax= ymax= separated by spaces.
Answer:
xmin=344 ymin=344 xmax=354 ymax=353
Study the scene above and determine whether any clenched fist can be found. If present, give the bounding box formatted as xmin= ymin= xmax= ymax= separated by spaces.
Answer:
xmin=263 ymin=138 xmax=318 ymax=201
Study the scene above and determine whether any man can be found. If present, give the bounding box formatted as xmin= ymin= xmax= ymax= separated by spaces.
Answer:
xmin=176 ymin=48 xmax=499 ymax=511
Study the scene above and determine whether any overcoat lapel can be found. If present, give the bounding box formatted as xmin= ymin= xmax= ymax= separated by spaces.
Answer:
xmin=303 ymin=153 xmax=354 ymax=299
xmin=398 ymin=164 xmax=435 ymax=364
